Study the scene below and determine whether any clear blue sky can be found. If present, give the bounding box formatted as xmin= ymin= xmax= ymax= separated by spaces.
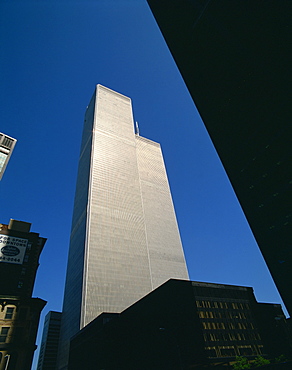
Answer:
xmin=0 ymin=1 xmax=287 ymax=368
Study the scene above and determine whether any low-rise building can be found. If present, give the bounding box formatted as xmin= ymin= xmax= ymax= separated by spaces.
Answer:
xmin=0 ymin=219 xmax=47 ymax=370
xmin=68 ymin=279 xmax=291 ymax=369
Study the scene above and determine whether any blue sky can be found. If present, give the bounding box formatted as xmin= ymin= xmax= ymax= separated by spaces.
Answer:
xmin=0 ymin=1 xmax=287 ymax=368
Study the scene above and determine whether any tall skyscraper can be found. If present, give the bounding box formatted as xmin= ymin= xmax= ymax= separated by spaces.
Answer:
xmin=0 ymin=133 xmax=17 ymax=180
xmin=147 ymin=0 xmax=291 ymax=316
xmin=58 ymin=85 xmax=189 ymax=369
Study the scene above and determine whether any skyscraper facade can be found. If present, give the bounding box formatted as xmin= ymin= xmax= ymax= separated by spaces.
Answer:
xmin=58 ymin=85 xmax=188 ymax=369
xmin=37 ymin=311 xmax=62 ymax=370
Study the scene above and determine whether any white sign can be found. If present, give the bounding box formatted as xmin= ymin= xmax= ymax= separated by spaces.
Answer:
xmin=0 ymin=234 xmax=27 ymax=264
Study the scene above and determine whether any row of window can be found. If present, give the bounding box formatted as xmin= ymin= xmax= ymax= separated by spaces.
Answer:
xmin=198 ymin=311 xmax=248 ymax=320
xmin=0 ymin=136 xmax=14 ymax=149
xmin=205 ymin=344 xmax=264 ymax=358
xmin=196 ymin=300 xmax=250 ymax=310
xmin=201 ymin=321 xmax=254 ymax=330
xmin=203 ymin=331 xmax=261 ymax=342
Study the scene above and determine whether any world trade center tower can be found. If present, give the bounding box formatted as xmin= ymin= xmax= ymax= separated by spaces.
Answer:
xmin=58 ymin=85 xmax=189 ymax=369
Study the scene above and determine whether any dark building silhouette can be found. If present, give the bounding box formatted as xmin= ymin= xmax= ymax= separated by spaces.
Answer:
xmin=68 ymin=279 xmax=291 ymax=369
xmin=37 ymin=311 xmax=62 ymax=370
xmin=146 ymin=0 xmax=292 ymax=316
xmin=255 ymin=303 xmax=292 ymax=360
xmin=0 ymin=219 xmax=46 ymax=370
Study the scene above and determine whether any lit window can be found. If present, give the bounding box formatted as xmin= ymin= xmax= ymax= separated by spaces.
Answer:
xmin=5 ymin=308 xmax=14 ymax=320
xmin=0 ymin=328 xmax=9 ymax=342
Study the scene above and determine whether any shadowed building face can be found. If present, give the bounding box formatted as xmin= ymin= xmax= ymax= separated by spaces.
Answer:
xmin=147 ymin=0 xmax=291 ymax=316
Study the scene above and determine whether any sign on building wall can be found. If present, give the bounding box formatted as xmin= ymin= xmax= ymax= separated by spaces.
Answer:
xmin=0 ymin=234 xmax=27 ymax=264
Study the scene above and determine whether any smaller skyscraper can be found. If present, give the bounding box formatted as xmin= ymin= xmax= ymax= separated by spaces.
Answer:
xmin=0 ymin=219 xmax=47 ymax=370
xmin=0 ymin=133 xmax=17 ymax=180
xmin=37 ymin=311 xmax=62 ymax=370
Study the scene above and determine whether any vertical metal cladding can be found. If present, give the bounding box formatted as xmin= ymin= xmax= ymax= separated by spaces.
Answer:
xmin=58 ymin=85 xmax=188 ymax=369
xmin=135 ymin=136 xmax=189 ymax=289
xmin=83 ymin=85 xmax=152 ymax=327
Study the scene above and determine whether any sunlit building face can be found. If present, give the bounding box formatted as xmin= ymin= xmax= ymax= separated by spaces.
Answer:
xmin=57 ymin=85 xmax=189 ymax=369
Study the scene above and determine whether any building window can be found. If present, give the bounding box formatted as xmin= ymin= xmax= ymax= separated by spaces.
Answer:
xmin=238 ymin=346 xmax=253 ymax=356
xmin=205 ymin=346 xmax=217 ymax=358
xmin=219 ymin=346 xmax=236 ymax=357
xmin=0 ymin=328 xmax=9 ymax=342
xmin=5 ymin=307 xmax=14 ymax=320
xmin=228 ymin=323 xmax=235 ymax=330
xmin=2 ymin=137 xmax=13 ymax=148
